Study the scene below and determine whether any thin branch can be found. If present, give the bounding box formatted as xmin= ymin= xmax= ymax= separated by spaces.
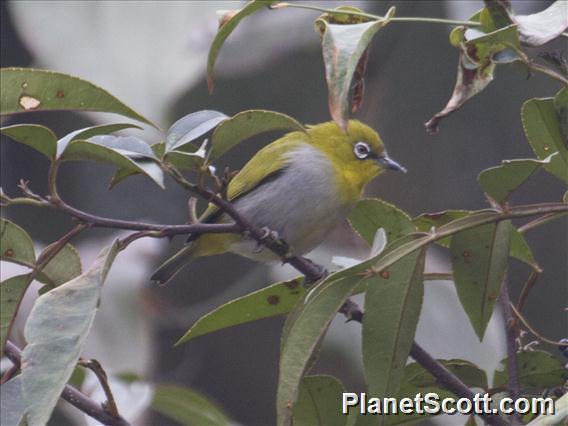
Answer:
xmin=270 ymin=2 xmax=482 ymax=27
xmin=79 ymin=359 xmax=119 ymax=417
xmin=516 ymin=270 xmax=540 ymax=313
xmin=4 ymin=341 xmax=130 ymax=426
xmin=518 ymin=212 xmax=567 ymax=234
xmin=510 ymin=304 xmax=568 ymax=347
xmin=424 ymin=272 xmax=453 ymax=281
xmin=499 ymin=278 xmax=522 ymax=425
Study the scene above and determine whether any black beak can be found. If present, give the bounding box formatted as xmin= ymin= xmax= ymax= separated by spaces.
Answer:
xmin=378 ymin=155 xmax=407 ymax=173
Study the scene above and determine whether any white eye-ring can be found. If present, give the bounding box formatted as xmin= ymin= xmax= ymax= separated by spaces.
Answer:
xmin=354 ymin=141 xmax=370 ymax=159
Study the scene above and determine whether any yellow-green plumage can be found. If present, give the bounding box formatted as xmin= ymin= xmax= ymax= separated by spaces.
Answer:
xmin=152 ymin=120 xmax=402 ymax=284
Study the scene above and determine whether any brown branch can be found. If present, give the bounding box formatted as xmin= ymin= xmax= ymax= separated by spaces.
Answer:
xmin=79 ymin=359 xmax=119 ymax=417
xmin=4 ymin=341 xmax=130 ymax=426
xmin=499 ymin=278 xmax=522 ymax=425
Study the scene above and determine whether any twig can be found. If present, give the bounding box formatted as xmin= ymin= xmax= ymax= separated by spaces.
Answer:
xmin=4 ymin=341 xmax=130 ymax=426
xmin=516 ymin=270 xmax=540 ymax=312
xmin=270 ymin=2 xmax=482 ymax=27
xmin=518 ymin=212 xmax=567 ymax=234
xmin=510 ymin=304 xmax=568 ymax=346
xmin=0 ymin=364 xmax=19 ymax=385
xmin=79 ymin=359 xmax=119 ymax=417
xmin=499 ymin=278 xmax=522 ymax=425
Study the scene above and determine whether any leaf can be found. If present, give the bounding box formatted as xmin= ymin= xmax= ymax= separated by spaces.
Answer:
xmin=522 ymin=97 xmax=568 ymax=183
xmin=56 ymin=123 xmax=142 ymax=157
xmin=0 ymin=218 xmax=35 ymax=267
xmin=0 ymin=68 xmax=156 ymax=127
xmin=1 ymin=274 xmax=33 ymax=356
xmin=166 ymin=110 xmax=229 ymax=152
xmin=0 ymin=375 xmax=25 ymax=426
xmin=109 ymin=160 xmax=165 ymax=189
xmin=0 ymin=124 xmax=57 ymax=159
xmin=152 ymin=384 xmax=230 ymax=426
xmin=450 ymin=221 xmax=512 ymax=340
xmin=207 ymin=1 xmax=276 ymax=92
xmin=414 ymin=210 xmax=538 ymax=270
xmin=209 ymin=110 xmax=305 ymax=161
xmin=60 ymin=137 xmax=164 ymax=188
xmin=514 ymin=1 xmax=568 ymax=47
xmin=164 ymin=150 xmax=206 ymax=172
xmin=277 ymin=273 xmax=368 ymax=426
xmin=425 ymin=14 xmax=520 ymax=133
xmin=493 ymin=350 xmax=568 ymax=389
xmin=293 ymin=375 xmax=347 ymax=426
xmin=348 ymin=198 xmax=415 ymax=246
xmin=20 ymin=241 xmax=120 ymax=425
xmin=176 ymin=278 xmax=305 ymax=345
xmin=478 ymin=156 xmax=553 ymax=203
xmin=316 ymin=8 xmax=394 ymax=131
xmin=403 ymin=359 xmax=488 ymax=390
xmin=37 ymin=243 xmax=82 ymax=287
xmin=363 ymin=237 xmax=426 ymax=412
xmin=554 ymin=87 xmax=568 ymax=140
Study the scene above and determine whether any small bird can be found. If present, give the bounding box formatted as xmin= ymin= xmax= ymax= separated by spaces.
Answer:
xmin=151 ymin=120 xmax=405 ymax=285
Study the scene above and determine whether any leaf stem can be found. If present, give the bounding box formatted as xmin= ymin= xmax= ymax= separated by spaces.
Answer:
xmin=518 ymin=212 xmax=567 ymax=234
xmin=510 ymin=303 xmax=568 ymax=347
xmin=271 ymin=2 xmax=482 ymax=27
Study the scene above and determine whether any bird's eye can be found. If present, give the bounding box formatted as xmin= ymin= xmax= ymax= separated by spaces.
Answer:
xmin=354 ymin=142 xmax=370 ymax=159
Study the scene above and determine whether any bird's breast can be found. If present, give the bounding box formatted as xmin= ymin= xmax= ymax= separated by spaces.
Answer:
xmin=229 ymin=143 xmax=353 ymax=260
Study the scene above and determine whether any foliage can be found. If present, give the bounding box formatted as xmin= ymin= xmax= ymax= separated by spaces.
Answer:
xmin=1 ymin=1 xmax=567 ymax=425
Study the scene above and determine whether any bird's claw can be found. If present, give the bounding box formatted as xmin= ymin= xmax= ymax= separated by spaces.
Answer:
xmin=253 ymin=227 xmax=280 ymax=253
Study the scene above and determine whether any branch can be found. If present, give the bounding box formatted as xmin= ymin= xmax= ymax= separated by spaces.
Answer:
xmin=499 ymin=278 xmax=523 ymax=425
xmin=3 ymin=341 xmax=130 ymax=426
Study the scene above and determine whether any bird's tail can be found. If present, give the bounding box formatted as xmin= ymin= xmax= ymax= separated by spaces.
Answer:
xmin=151 ymin=244 xmax=195 ymax=285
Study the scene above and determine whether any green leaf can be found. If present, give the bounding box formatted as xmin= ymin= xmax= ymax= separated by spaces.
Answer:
xmin=413 ymin=210 xmax=471 ymax=247
xmin=450 ymin=221 xmax=512 ymax=340
xmin=493 ymin=350 xmax=568 ymax=389
xmin=363 ymin=237 xmax=426 ymax=412
xmin=209 ymin=110 xmax=305 ymax=161
xmin=348 ymin=198 xmax=415 ymax=246
xmin=207 ymin=1 xmax=276 ymax=92
xmin=56 ymin=123 xmax=143 ymax=157
xmin=152 ymin=384 xmax=230 ymax=426
xmin=37 ymin=243 xmax=82 ymax=287
xmin=515 ymin=1 xmax=568 ymax=47
xmin=176 ymin=278 xmax=305 ymax=345
xmin=0 ymin=375 xmax=25 ymax=426
xmin=166 ymin=110 xmax=229 ymax=152
xmin=522 ymin=97 xmax=568 ymax=183
xmin=108 ymin=159 xmax=165 ymax=189
xmin=0 ymin=124 xmax=57 ymax=159
xmin=20 ymin=241 xmax=120 ymax=425
xmin=277 ymin=273 xmax=369 ymax=426
xmin=1 ymin=274 xmax=33 ymax=356
xmin=554 ymin=87 xmax=568 ymax=140
xmin=60 ymin=138 xmax=164 ymax=188
xmin=0 ymin=68 xmax=156 ymax=127
xmin=426 ymin=13 xmax=520 ymax=133
xmin=403 ymin=359 xmax=488 ymax=390
xmin=316 ymin=8 xmax=394 ymax=131
xmin=164 ymin=150 xmax=206 ymax=172
xmin=0 ymin=218 xmax=35 ymax=267
xmin=293 ymin=375 xmax=347 ymax=426
xmin=478 ymin=157 xmax=553 ymax=203
xmin=509 ymin=226 xmax=540 ymax=271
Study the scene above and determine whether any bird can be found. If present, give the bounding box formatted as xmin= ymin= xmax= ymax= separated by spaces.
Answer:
xmin=151 ymin=120 xmax=405 ymax=285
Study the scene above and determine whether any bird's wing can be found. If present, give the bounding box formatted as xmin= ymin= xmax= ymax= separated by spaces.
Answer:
xmin=197 ymin=133 xmax=306 ymax=224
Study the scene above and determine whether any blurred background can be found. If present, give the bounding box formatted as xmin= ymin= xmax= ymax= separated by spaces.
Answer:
xmin=1 ymin=1 xmax=566 ymax=425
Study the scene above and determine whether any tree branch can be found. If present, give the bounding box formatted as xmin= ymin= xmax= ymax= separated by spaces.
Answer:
xmin=3 ymin=341 xmax=130 ymax=426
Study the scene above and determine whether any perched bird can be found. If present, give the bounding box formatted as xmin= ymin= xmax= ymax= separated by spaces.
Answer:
xmin=151 ymin=120 xmax=405 ymax=284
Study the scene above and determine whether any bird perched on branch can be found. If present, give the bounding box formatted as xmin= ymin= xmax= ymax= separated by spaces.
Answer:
xmin=151 ymin=120 xmax=405 ymax=285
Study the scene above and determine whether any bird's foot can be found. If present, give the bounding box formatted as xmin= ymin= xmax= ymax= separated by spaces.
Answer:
xmin=253 ymin=227 xmax=280 ymax=253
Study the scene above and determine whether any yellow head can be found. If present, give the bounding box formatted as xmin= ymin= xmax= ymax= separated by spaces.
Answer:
xmin=307 ymin=120 xmax=405 ymax=202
